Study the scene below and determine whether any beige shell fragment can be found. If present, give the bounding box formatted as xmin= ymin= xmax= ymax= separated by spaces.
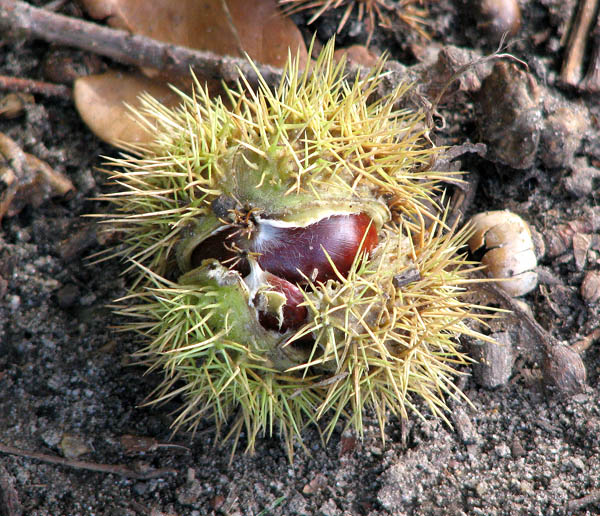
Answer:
xmin=73 ymin=72 xmax=182 ymax=146
xmin=468 ymin=210 xmax=538 ymax=297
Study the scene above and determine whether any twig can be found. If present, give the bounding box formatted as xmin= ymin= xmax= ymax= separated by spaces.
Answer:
xmin=581 ymin=13 xmax=600 ymax=91
xmin=42 ymin=0 xmax=67 ymax=11
xmin=571 ymin=327 xmax=600 ymax=353
xmin=0 ymin=462 xmax=22 ymax=516
xmin=567 ymin=489 xmax=600 ymax=512
xmin=477 ymin=278 xmax=558 ymax=351
xmin=560 ymin=0 xmax=599 ymax=86
xmin=476 ymin=278 xmax=587 ymax=395
xmin=0 ymin=0 xmax=283 ymax=87
xmin=0 ymin=442 xmax=177 ymax=480
xmin=0 ymin=74 xmax=71 ymax=99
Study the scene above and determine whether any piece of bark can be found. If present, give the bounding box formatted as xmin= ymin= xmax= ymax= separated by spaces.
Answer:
xmin=468 ymin=331 xmax=515 ymax=388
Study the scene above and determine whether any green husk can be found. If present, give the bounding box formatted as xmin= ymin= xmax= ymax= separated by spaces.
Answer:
xmin=99 ymin=39 xmax=495 ymax=460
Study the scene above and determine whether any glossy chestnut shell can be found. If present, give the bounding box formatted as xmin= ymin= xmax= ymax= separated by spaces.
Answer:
xmin=191 ymin=212 xmax=378 ymax=284
xmin=252 ymin=213 xmax=377 ymax=283
xmin=256 ymin=273 xmax=308 ymax=332
xmin=190 ymin=212 xmax=378 ymax=333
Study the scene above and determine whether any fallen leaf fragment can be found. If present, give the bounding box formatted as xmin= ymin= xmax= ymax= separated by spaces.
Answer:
xmin=580 ymin=271 xmax=600 ymax=303
xmin=333 ymin=44 xmax=379 ymax=67
xmin=75 ymin=0 xmax=307 ymax=146
xmin=302 ymin=473 xmax=327 ymax=494
xmin=73 ymin=71 xmax=181 ymax=146
xmin=0 ymin=132 xmax=74 ymax=220
xmin=79 ymin=0 xmax=307 ymax=72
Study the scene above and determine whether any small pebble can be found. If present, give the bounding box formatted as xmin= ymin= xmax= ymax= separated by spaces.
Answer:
xmin=56 ymin=283 xmax=81 ymax=309
xmin=79 ymin=292 xmax=97 ymax=306
xmin=539 ymin=106 xmax=587 ymax=169
xmin=8 ymin=295 xmax=21 ymax=312
xmin=176 ymin=477 xmax=202 ymax=505
xmin=370 ymin=446 xmax=383 ymax=456
xmin=475 ymin=481 xmax=488 ymax=497
xmin=452 ymin=406 xmax=480 ymax=445
xmin=59 ymin=433 xmax=91 ymax=458
xmin=133 ymin=482 xmax=147 ymax=496
xmin=40 ymin=429 xmax=62 ymax=448
xmin=495 ymin=443 xmax=511 ymax=458
xmin=572 ymin=233 xmax=592 ymax=270
xmin=568 ymin=457 xmax=586 ymax=471
xmin=580 ymin=270 xmax=600 ymax=303
xmin=519 ymin=480 xmax=534 ymax=495
xmin=564 ymin=159 xmax=599 ymax=197
xmin=318 ymin=499 xmax=341 ymax=516
xmin=510 ymin=437 xmax=526 ymax=458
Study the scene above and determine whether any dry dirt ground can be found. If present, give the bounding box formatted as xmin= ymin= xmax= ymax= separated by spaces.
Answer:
xmin=1 ymin=1 xmax=600 ymax=515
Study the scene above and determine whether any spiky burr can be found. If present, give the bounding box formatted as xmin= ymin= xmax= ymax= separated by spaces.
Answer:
xmin=99 ymin=40 xmax=494 ymax=459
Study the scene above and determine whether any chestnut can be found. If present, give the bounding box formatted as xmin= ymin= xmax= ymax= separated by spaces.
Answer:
xmin=254 ymin=272 xmax=308 ymax=332
xmin=100 ymin=39 xmax=507 ymax=461
xmin=190 ymin=226 xmax=250 ymax=276
xmin=191 ymin=212 xmax=378 ymax=284
xmin=251 ymin=213 xmax=378 ymax=284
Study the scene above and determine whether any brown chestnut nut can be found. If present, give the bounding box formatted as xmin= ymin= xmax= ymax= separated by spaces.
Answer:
xmin=191 ymin=212 xmax=378 ymax=284
xmin=254 ymin=272 xmax=308 ymax=332
xmin=190 ymin=226 xmax=250 ymax=276
xmin=251 ymin=213 xmax=378 ymax=284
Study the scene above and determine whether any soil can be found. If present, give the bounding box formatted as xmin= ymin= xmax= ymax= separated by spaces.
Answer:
xmin=1 ymin=1 xmax=599 ymax=515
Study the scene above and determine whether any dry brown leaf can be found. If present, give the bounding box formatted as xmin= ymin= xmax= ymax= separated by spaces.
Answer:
xmin=333 ymin=45 xmax=379 ymax=67
xmin=73 ymin=71 xmax=181 ymax=146
xmin=75 ymin=0 xmax=307 ymax=146
xmin=79 ymin=0 xmax=307 ymax=70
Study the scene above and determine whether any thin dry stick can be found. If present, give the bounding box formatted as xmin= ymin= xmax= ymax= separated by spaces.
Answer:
xmin=477 ymin=279 xmax=587 ymax=395
xmin=0 ymin=0 xmax=283 ymax=87
xmin=0 ymin=442 xmax=177 ymax=480
xmin=567 ymin=489 xmax=600 ymax=512
xmin=560 ymin=0 xmax=599 ymax=86
xmin=571 ymin=327 xmax=600 ymax=353
xmin=581 ymin=12 xmax=600 ymax=91
xmin=0 ymin=74 xmax=71 ymax=98
xmin=0 ymin=461 xmax=22 ymax=516
xmin=478 ymin=278 xmax=557 ymax=351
